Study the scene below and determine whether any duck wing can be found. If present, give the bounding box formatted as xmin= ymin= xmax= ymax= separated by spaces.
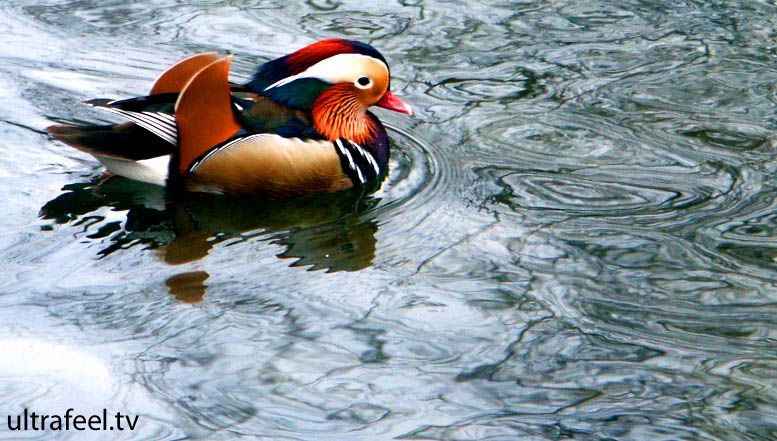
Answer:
xmin=47 ymin=51 xmax=221 ymax=159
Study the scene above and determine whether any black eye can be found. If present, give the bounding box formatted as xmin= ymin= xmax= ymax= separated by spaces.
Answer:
xmin=357 ymin=77 xmax=370 ymax=86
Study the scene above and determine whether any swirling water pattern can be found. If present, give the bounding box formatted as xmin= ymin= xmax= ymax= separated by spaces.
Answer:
xmin=1 ymin=1 xmax=777 ymax=440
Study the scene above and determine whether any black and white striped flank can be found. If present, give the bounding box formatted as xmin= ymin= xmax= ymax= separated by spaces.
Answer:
xmin=333 ymin=138 xmax=381 ymax=186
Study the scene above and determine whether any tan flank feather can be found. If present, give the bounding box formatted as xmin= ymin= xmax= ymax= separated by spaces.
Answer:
xmin=187 ymin=135 xmax=353 ymax=197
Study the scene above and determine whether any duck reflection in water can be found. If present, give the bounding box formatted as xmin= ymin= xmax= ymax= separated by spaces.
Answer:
xmin=39 ymin=175 xmax=379 ymax=302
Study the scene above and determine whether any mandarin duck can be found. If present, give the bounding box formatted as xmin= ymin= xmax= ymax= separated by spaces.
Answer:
xmin=48 ymin=39 xmax=412 ymax=198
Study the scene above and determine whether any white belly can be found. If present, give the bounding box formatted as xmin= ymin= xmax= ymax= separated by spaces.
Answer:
xmin=95 ymin=154 xmax=170 ymax=187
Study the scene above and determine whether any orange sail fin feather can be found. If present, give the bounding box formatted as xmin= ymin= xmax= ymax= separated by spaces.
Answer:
xmin=174 ymin=56 xmax=242 ymax=174
xmin=48 ymin=39 xmax=413 ymax=198
xmin=150 ymin=52 xmax=220 ymax=95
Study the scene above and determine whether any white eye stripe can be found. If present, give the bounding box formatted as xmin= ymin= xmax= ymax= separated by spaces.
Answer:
xmin=264 ymin=53 xmax=387 ymax=91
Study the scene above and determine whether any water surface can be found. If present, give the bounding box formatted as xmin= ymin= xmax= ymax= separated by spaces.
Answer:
xmin=2 ymin=1 xmax=777 ymax=440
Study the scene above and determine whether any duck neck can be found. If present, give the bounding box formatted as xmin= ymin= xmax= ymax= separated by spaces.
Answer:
xmin=312 ymin=85 xmax=375 ymax=145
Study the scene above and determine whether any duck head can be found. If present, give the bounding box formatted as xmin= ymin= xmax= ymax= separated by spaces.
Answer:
xmin=247 ymin=39 xmax=412 ymax=143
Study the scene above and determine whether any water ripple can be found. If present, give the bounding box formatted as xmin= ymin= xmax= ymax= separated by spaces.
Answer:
xmin=486 ymin=163 xmax=735 ymax=217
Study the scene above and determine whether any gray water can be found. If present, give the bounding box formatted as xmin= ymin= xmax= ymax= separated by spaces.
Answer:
xmin=1 ymin=1 xmax=777 ymax=440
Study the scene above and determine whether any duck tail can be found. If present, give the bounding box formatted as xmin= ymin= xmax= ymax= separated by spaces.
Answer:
xmin=47 ymin=122 xmax=173 ymax=160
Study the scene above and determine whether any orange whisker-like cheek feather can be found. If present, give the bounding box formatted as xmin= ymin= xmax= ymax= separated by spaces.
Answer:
xmin=312 ymin=85 xmax=375 ymax=144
